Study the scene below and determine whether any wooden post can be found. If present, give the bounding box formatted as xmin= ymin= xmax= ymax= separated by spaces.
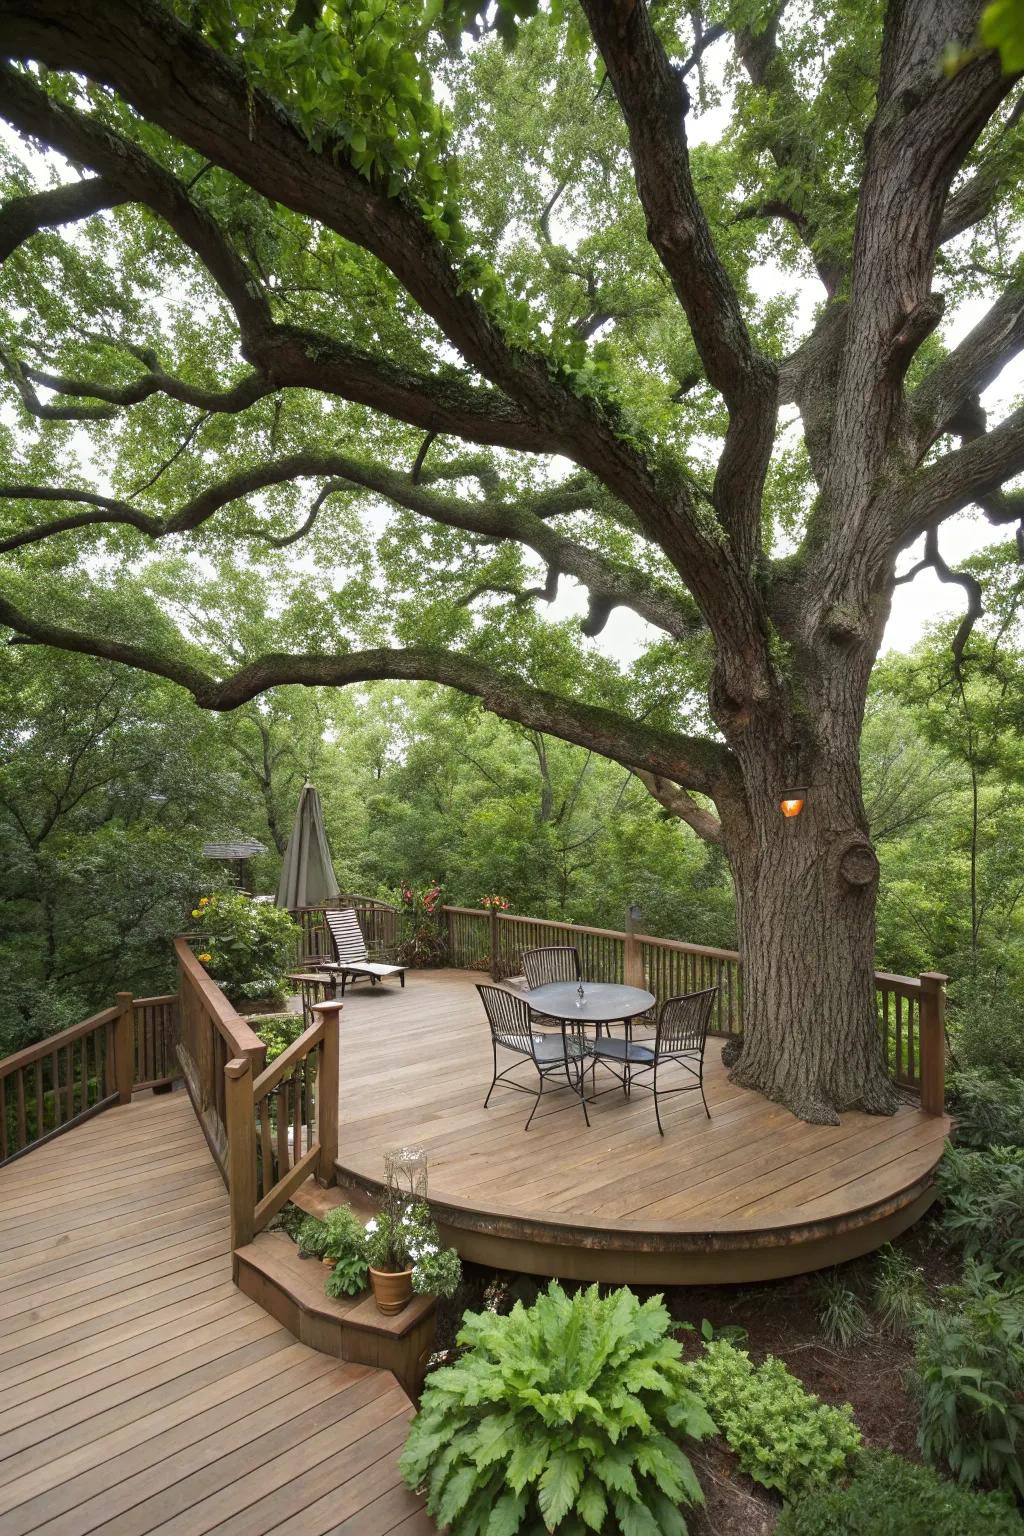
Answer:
xmin=224 ymin=1056 xmax=256 ymax=1250
xmin=489 ymin=906 xmax=500 ymax=980
xmin=624 ymin=906 xmax=645 ymax=990
xmin=113 ymin=992 xmax=134 ymax=1105
xmin=312 ymin=1001 xmax=342 ymax=1187
xmin=918 ymin=972 xmax=948 ymax=1117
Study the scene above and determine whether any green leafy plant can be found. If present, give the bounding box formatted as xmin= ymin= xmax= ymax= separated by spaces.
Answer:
xmin=812 ymin=1271 xmax=871 ymax=1348
xmin=775 ymin=1449 xmax=1023 ymax=1535
xmin=397 ymin=880 xmax=448 ymax=967
xmin=912 ymin=1262 xmax=1024 ymax=1498
xmin=190 ymin=892 xmax=298 ymax=1004
xmin=872 ymin=1244 xmax=926 ymax=1337
xmin=296 ymin=1214 xmax=331 ymax=1259
xmin=948 ymin=976 xmax=1024 ymax=1082
xmin=699 ymin=1317 xmax=749 ymax=1347
xmin=366 ymin=1201 xmax=462 ymax=1299
xmin=253 ymin=1013 xmax=307 ymax=1063
xmin=401 ymin=1282 xmax=713 ymax=1535
xmin=295 ymin=1206 xmax=371 ymax=1296
xmin=684 ymin=1338 xmax=861 ymax=1499
xmin=948 ymin=1071 xmax=1024 ymax=1150
xmin=935 ymin=1145 xmax=1024 ymax=1275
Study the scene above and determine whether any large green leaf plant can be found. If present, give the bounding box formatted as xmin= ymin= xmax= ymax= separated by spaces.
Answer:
xmin=400 ymin=1281 xmax=713 ymax=1535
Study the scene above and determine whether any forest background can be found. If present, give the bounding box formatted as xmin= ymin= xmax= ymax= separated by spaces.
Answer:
xmin=2 ymin=583 xmax=1021 ymax=1057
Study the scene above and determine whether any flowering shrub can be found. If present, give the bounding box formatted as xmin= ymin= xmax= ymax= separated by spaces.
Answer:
xmin=479 ymin=893 xmax=510 ymax=910
xmin=189 ymin=892 xmax=297 ymax=1004
xmin=397 ymin=879 xmax=447 ymax=966
xmin=365 ymin=1201 xmax=462 ymax=1298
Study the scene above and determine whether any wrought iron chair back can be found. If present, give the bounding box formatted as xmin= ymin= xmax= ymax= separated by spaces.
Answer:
xmin=477 ymin=983 xmax=536 ymax=1056
xmin=658 ymin=988 xmax=717 ymax=1056
xmin=521 ymin=945 xmax=582 ymax=989
xmin=477 ymin=983 xmax=590 ymax=1130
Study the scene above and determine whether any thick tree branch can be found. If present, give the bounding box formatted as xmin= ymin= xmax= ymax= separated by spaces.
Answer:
xmin=0 ymin=65 xmax=556 ymax=455
xmin=0 ymin=0 xmax=694 ymax=555
xmin=938 ymin=94 xmax=1024 ymax=245
xmin=820 ymin=1 xmax=1013 ymax=549
xmin=908 ymin=276 xmax=1024 ymax=453
xmin=0 ymin=454 xmax=703 ymax=639
xmin=894 ymin=402 xmax=1024 ymax=544
xmin=579 ymin=0 xmax=777 ymax=560
xmin=0 ymin=175 xmax=125 ymax=260
xmin=0 ymin=591 xmax=736 ymax=793
xmin=632 ymin=769 xmax=723 ymax=844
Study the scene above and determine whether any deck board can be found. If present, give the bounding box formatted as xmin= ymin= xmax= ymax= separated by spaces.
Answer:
xmin=334 ymin=968 xmax=949 ymax=1282
xmin=0 ymin=1093 xmax=431 ymax=1536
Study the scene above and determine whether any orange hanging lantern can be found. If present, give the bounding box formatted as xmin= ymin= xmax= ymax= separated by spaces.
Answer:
xmin=779 ymin=787 xmax=807 ymax=818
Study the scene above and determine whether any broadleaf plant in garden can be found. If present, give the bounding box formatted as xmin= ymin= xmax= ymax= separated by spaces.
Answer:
xmin=400 ymin=1281 xmax=713 ymax=1534
xmin=1 ymin=0 xmax=1023 ymax=1121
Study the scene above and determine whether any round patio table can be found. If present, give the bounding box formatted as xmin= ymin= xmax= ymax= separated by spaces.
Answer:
xmin=523 ymin=981 xmax=656 ymax=1123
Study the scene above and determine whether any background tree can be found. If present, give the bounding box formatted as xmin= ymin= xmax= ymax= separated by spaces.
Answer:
xmin=0 ymin=0 xmax=1022 ymax=1119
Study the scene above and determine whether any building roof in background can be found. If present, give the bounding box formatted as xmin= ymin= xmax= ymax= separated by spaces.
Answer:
xmin=202 ymin=838 xmax=268 ymax=860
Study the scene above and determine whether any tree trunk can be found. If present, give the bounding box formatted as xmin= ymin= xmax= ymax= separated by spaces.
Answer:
xmin=721 ymin=702 xmax=898 ymax=1125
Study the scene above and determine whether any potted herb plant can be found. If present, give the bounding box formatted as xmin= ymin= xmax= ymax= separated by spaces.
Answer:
xmin=365 ymin=1201 xmax=462 ymax=1315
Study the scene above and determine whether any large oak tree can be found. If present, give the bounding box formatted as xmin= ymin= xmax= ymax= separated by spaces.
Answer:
xmin=0 ymin=0 xmax=1021 ymax=1121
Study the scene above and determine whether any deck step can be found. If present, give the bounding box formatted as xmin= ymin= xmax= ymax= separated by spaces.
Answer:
xmin=234 ymin=1230 xmax=436 ymax=1402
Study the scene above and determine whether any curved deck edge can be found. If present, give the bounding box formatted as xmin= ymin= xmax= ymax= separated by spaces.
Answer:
xmin=333 ymin=1161 xmax=943 ymax=1286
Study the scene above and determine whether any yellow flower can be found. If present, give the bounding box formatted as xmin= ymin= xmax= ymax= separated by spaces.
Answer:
xmin=198 ymin=952 xmax=212 ymax=963
xmin=191 ymin=909 xmax=202 ymax=918
xmin=199 ymin=897 xmax=209 ymax=907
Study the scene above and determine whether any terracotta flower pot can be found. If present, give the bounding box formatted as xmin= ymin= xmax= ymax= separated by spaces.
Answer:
xmin=369 ymin=1265 xmax=414 ymax=1315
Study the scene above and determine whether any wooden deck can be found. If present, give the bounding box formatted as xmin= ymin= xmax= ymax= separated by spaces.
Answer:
xmin=335 ymin=969 xmax=950 ymax=1284
xmin=0 ymin=1093 xmax=432 ymax=1536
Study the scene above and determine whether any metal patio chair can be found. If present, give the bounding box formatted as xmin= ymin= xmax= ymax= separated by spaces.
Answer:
xmin=520 ymin=945 xmax=582 ymax=990
xmin=590 ymin=987 xmax=717 ymax=1133
xmin=477 ymin=983 xmax=591 ymax=1130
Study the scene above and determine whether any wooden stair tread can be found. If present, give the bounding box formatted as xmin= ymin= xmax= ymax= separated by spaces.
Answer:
xmin=235 ymin=1231 xmax=434 ymax=1340
xmin=292 ymin=1180 xmax=378 ymax=1224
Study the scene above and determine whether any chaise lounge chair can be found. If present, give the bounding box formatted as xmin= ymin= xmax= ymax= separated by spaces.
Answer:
xmin=320 ymin=907 xmax=407 ymax=997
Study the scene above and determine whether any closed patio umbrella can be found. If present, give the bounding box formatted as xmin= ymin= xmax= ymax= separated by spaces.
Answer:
xmin=275 ymin=781 xmax=341 ymax=909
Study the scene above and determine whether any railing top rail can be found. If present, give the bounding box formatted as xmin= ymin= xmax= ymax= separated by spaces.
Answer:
xmin=874 ymin=971 xmax=923 ymax=993
xmin=252 ymin=1018 xmax=325 ymax=1100
xmin=442 ymin=905 xmax=489 ymax=917
xmin=635 ymin=933 xmax=741 ymax=963
xmin=132 ymin=993 xmax=177 ymax=1008
xmin=174 ymin=936 xmax=266 ymax=1058
xmin=496 ymin=911 xmax=628 ymax=941
xmin=0 ymin=1005 xmax=121 ymax=1079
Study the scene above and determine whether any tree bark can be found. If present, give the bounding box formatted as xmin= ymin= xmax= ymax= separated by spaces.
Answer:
xmin=721 ymin=678 xmax=898 ymax=1124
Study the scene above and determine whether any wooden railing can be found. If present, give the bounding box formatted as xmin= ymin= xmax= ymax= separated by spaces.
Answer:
xmin=439 ymin=904 xmax=945 ymax=1113
xmin=132 ymin=993 xmax=178 ymax=1090
xmin=290 ymin=895 xmax=401 ymax=966
xmin=0 ymin=986 xmax=182 ymax=1166
xmin=175 ymin=936 xmax=266 ymax=1180
xmin=224 ymin=999 xmax=340 ymax=1249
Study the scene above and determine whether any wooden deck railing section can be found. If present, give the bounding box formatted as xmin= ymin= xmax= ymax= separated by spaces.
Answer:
xmin=175 ymin=935 xmax=266 ymax=1178
xmin=224 ymin=999 xmax=340 ymax=1250
xmin=0 ymin=988 xmax=181 ymax=1166
xmin=437 ymin=905 xmax=946 ymax=1113
xmin=291 ymin=895 xmax=400 ymax=967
